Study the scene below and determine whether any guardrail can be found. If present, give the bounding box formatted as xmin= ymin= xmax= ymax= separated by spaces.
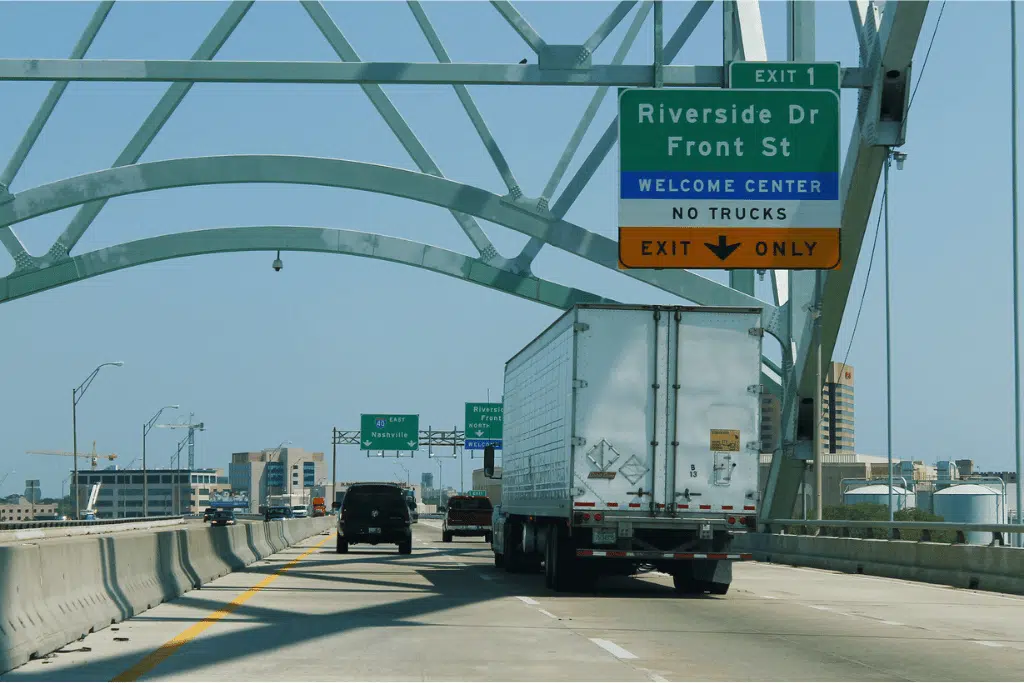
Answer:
xmin=0 ymin=515 xmax=184 ymax=532
xmin=763 ymin=518 xmax=1024 ymax=546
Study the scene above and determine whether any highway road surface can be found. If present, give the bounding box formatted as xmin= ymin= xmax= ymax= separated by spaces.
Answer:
xmin=5 ymin=522 xmax=1024 ymax=681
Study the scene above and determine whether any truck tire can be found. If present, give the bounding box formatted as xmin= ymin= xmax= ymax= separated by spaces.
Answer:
xmin=494 ymin=551 xmax=504 ymax=568
xmin=504 ymin=520 xmax=526 ymax=573
xmin=544 ymin=528 xmax=556 ymax=589
xmin=398 ymin=539 xmax=412 ymax=555
xmin=484 ymin=532 xmax=493 ymax=544
xmin=443 ymin=531 xmax=453 ymax=543
xmin=550 ymin=526 xmax=578 ymax=593
xmin=336 ymin=536 xmax=348 ymax=554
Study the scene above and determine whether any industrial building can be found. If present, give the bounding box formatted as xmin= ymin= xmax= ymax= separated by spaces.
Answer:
xmin=0 ymin=496 xmax=59 ymax=522
xmin=228 ymin=447 xmax=327 ymax=513
xmin=471 ymin=467 xmax=502 ymax=505
xmin=71 ymin=467 xmax=228 ymax=518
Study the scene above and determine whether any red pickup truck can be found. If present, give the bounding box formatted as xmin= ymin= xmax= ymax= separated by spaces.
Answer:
xmin=442 ymin=495 xmax=493 ymax=543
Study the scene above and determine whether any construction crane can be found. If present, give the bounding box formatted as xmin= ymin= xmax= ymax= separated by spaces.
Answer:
xmin=26 ymin=441 xmax=117 ymax=469
xmin=157 ymin=413 xmax=205 ymax=470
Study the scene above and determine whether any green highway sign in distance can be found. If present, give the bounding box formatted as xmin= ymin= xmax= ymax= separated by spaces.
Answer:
xmin=465 ymin=402 xmax=503 ymax=441
xmin=360 ymin=414 xmax=420 ymax=451
xmin=729 ymin=61 xmax=841 ymax=95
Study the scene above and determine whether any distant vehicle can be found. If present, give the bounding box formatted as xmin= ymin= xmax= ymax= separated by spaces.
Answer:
xmin=311 ymin=497 xmax=327 ymax=517
xmin=443 ymin=495 xmax=493 ymax=543
xmin=336 ymin=482 xmax=412 ymax=555
xmin=406 ymin=497 xmax=419 ymax=523
xmin=203 ymin=507 xmax=217 ymax=522
xmin=292 ymin=505 xmax=310 ymax=518
xmin=210 ymin=509 xmax=236 ymax=527
xmin=265 ymin=506 xmax=292 ymax=521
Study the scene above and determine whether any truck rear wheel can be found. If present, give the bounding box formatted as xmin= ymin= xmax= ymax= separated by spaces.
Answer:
xmin=550 ymin=525 xmax=578 ymax=593
xmin=336 ymin=536 xmax=348 ymax=554
xmin=443 ymin=531 xmax=453 ymax=543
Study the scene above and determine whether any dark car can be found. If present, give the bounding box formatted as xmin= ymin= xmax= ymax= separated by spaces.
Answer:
xmin=337 ymin=483 xmax=412 ymax=555
xmin=264 ymin=506 xmax=292 ymax=521
xmin=203 ymin=507 xmax=217 ymax=522
xmin=211 ymin=508 xmax=236 ymax=527
xmin=442 ymin=495 xmax=493 ymax=543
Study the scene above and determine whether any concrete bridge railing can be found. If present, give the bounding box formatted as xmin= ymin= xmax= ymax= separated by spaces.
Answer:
xmin=0 ymin=516 xmax=334 ymax=674
xmin=736 ymin=520 xmax=1024 ymax=596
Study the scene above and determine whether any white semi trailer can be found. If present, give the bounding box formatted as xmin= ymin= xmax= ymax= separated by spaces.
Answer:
xmin=486 ymin=304 xmax=763 ymax=594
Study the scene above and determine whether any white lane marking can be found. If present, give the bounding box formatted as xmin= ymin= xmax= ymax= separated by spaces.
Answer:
xmin=879 ymin=620 xmax=905 ymax=626
xmin=639 ymin=670 xmax=668 ymax=682
xmin=590 ymin=638 xmax=638 ymax=660
xmin=538 ymin=609 xmax=558 ymax=619
xmin=760 ymin=595 xmax=778 ymax=599
xmin=516 ymin=596 xmax=539 ymax=605
xmin=975 ymin=641 xmax=1005 ymax=648
xmin=807 ymin=605 xmax=833 ymax=611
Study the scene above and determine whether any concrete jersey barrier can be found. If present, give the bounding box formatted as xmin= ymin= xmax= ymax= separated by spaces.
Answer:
xmin=735 ymin=532 xmax=1024 ymax=595
xmin=0 ymin=516 xmax=334 ymax=674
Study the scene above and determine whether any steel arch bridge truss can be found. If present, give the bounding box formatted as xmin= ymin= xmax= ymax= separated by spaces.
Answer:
xmin=0 ymin=0 xmax=928 ymax=521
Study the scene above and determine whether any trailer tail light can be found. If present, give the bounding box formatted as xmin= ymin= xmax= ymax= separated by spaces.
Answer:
xmin=583 ymin=513 xmax=591 ymax=521
xmin=594 ymin=513 xmax=603 ymax=522
xmin=728 ymin=516 xmax=736 ymax=525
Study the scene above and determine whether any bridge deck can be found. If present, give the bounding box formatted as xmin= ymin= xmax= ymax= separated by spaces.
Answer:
xmin=6 ymin=524 xmax=1023 ymax=681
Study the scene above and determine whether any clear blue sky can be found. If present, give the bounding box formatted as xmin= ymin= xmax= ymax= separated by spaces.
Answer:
xmin=0 ymin=1 xmax=1011 ymax=499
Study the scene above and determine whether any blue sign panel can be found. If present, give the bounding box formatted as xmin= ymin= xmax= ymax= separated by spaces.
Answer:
xmin=464 ymin=439 xmax=502 ymax=451
xmin=303 ymin=461 xmax=315 ymax=487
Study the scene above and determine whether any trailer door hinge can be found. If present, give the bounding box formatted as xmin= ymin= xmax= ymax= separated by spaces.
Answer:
xmin=571 ymin=436 xmax=586 ymax=447
xmin=573 ymin=379 xmax=588 ymax=389
xmin=747 ymin=384 xmax=764 ymax=394
xmin=573 ymin=322 xmax=590 ymax=332
xmin=748 ymin=327 xmax=765 ymax=337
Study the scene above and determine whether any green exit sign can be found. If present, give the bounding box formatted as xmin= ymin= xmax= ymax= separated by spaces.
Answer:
xmin=359 ymin=414 xmax=419 ymax=451
xmin=729 ymin=61 xmax=841 ymax=95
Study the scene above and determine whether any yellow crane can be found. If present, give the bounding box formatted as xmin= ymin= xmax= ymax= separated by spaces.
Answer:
xmin=26 ymin=441 xmax=118 ymax=470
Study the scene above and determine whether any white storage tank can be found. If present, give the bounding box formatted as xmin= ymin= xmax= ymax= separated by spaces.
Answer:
xmin=843 ymin=484 xmax=916 ymax=511
xmin=932 ymin=484 xmax=1002 ymax=545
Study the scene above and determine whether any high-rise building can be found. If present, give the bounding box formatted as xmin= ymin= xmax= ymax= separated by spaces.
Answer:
xmin=821 ymin=362 xmax=855 ymax=454
xmin=421 ymin=472 xmax=434 ymax=490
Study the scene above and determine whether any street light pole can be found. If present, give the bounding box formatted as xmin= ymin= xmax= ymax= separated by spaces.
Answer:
xmin=1012 ymin=0 xmax=1023 ymax=546
xmin=71 ymin=361 xmax=124 ymax=519
xmin=143 ymin=404 xmax=179 ymax=518
xmin=884 ymin=149 xmax=907 ymax=529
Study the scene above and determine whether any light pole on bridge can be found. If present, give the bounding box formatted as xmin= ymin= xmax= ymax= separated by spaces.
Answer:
xmin=884 ymin=149 xmax=907 ymax=529
xmin=142 ymin=404 xmax=179 ymax=518
xmin=72 ymin=361 xmax=123 ymax=520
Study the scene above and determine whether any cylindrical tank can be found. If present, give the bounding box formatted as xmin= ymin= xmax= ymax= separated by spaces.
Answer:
xmin=933 ymin=484 xmax=1002 ymax=545
xmin=843 ymin=484 xmax=916 ymax=511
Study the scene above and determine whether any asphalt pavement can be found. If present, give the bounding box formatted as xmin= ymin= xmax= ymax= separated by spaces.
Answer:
xmin=4 ymin=521 xmax=1024 ymax=681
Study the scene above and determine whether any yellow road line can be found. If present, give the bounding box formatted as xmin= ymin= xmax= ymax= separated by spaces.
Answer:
xmin=112 ymin=534 xmax=334 ymax=682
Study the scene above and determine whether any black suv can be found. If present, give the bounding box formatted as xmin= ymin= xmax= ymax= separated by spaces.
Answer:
xmin=337 ymin=483 xmax=412 ymax=555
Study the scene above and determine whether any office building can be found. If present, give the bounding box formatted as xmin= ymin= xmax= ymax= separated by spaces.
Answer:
xmin=821 ymin=362 xmax=855 ymax=453
xmin=71 ymin=467 xmax=228 ymax=518
xmin=421 ymin=472 xmax=434 ymax=490
xmin=228 ymin=447 xmax=327 ymax=513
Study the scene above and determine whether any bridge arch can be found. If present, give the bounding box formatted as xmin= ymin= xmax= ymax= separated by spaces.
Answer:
xmin=0 ymin=155 xmax=763 ymax=312
xmin=0 ymin=226 xmax=614 ymax=308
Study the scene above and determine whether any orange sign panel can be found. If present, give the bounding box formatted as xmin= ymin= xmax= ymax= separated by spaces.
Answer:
xmin=618 ymin=227 xmax=841 ymax=270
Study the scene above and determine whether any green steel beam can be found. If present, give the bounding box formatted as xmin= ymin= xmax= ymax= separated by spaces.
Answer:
xmin=0 ymin=59 xmax=870 ymax=87
xmin=0 ymin=1 xmax=114 ymax=267
xmin=0 ymin=227 xmax=612 ymax=308
xmin=0 ymin=155 xmax=773 ymax=319
xmin=49 ymin=1 xmax=254 ymax=264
